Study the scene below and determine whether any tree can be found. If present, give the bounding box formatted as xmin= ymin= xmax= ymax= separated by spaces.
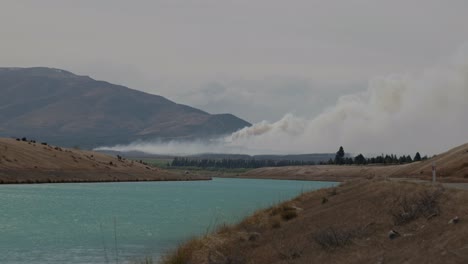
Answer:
xmin=414 ymin=152 xmax=422 ymax=161
xmin=398 ymin=155 xmax=407 ymax=164
xmin=354 ymin=154 xmax=366 ymax=165
xmin=335 ymin=146 xmax=345 ymax=165
xmin=406 ymin=155 xmax=413 ymax=163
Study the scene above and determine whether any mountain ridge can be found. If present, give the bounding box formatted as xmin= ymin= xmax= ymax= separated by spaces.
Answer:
xmin=0 ymin=67 xmax=251 ymax=148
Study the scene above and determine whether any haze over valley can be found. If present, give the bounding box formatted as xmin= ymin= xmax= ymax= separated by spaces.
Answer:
xmin=2 ymin=1 xmax=468 ymax=156
xmin=1 ymin=1 xmax=468 ymax=264
xmin=98 ymin=48 xmax=468 ymax=156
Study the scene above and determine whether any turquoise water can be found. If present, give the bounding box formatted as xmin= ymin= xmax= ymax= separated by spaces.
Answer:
xmin=0 ymin=178 xmax=336 ymax=263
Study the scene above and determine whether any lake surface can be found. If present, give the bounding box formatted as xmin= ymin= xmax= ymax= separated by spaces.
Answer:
xmin=0 ymin=178 xmax=336 ymax=263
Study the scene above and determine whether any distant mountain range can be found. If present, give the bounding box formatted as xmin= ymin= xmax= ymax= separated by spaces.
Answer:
xmin=0 ymin=67 xmax=251 ymax=148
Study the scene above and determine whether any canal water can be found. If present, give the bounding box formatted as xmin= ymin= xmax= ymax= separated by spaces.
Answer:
xmin=0 ymin=177 xmax=337 ymax=263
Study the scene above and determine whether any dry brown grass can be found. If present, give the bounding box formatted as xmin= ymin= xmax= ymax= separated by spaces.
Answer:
xmin=0 ymin=138 xmax=209 ymax=183
xmin=311 ymin=227 xmax=358 ymax=250
xmin=239 ymin=142 xmax=468 ymax=182
xmin=390 ymin=187 xmax=443 ymax=225
xmin=269 ymin=204 xmax=298 ymax=221
xmin=160 ymin=179 xmax=468 ymax=264
xmin=160 ymin=238 xmax=205 ymax=264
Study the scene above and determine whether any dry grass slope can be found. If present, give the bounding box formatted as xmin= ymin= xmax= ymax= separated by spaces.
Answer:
xmin=161 ymin=179 xmax=468 ymax=264
xmin=240 ymin=143 xmax=468 ymax=182
xmin=0 ymin=138 xmax=209 ymax=183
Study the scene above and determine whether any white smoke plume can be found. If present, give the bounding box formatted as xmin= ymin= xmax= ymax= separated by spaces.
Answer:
xmin=229 ymin=114 xmax=307 ymax=141
xmin=97 ymin=47 xmax=468 ymax=156
xmin=95 ymin=139 xmax=257 ymax=156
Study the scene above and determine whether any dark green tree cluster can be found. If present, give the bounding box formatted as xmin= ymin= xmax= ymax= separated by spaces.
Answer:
xmin=171 ymin=147 xmax=427 ymax=169
xmin=171 ymin=157 xmax=316 ymax=169
xmin=325 ymin=147 xmax=427 ymax=165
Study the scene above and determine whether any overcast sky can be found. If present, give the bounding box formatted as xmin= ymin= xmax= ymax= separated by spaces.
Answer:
xmin=1 ymin=0 xmax=468 ymax=123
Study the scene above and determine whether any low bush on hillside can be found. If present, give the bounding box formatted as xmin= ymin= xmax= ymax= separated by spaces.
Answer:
xmin=270 ymin=204 xmax=298 ymax=221
xmin=390 ymin=187 xmax=443 ymax=225
xmin=281 ymin=209 xmax=298 ymax=221
xmin=311 ymin=227 xmax=359 ymax=250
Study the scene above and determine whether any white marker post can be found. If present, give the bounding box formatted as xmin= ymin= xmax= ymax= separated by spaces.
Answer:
xmin=432 ymin=162 xmax=436 ymax=184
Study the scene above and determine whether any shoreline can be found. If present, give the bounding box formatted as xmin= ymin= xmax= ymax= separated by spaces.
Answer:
xmin=0 ymin=138 xmax=211 ymax=184
xmin=216 ymin=174 xmax=344 ymax=182
xmin=0 ymin=176 xmax=212 ymax=185
xmin=233 ymin=163 xmax=468 ymax=183
xmin=159 ymin=178 xmax=468 ymax=264
xmin=0 ymin=169 xmax=211 ymax=185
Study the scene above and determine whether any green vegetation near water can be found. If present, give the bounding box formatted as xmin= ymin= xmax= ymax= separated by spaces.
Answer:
xmin=131 ymin=158 xmax=254 ymax=175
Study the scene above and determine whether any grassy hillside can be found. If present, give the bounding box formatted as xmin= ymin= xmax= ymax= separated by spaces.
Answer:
xmin=160 ymin=179 xmax=468 ymax=264
xmin=0 ymin=138 xmax=209 ymax=183
xmin=157 ymin=143 xmax=468 ymax=263
xmin=239 ymin=143 xmax=468 ymax=182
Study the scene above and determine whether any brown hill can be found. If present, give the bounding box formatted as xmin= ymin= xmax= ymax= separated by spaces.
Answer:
xmin=0 ymin=67 xmax=250 ymax=148
xmin=239 ymin=143 xmax=468 ymax=182
xmin=0 ymin=138 xmax=208 ymax=183
xmin=161 ymin=179 xmax=468 ymax=264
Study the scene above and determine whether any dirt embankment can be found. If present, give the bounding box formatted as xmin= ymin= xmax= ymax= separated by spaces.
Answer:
xmin=0 ymin=138 xmax=209 ymax=183
xmin=239 ymin=143 xmax=468 ymax=183
xmin=161 ymin=179 xmax=468 ymax=264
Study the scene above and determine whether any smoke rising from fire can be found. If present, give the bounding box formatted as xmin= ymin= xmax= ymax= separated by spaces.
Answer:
xmin=97 ymin=47 xmax=468 ymax=155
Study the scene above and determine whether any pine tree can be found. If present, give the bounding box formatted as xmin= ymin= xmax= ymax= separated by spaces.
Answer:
xmin=354 ymin=154 xmax=366 ymax=165
xmin=406 ymin=155 xmax=413 ymax=163
xmin=335 ymin=146 xmax=345 ymax=165
xmin=414 ymin=152 xmax=422 ymax=161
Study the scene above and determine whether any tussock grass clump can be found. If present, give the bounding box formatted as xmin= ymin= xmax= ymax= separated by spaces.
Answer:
xmin=270 ymin=204 xmax=298 ymax=221
xmin=281 ymin=209 xmax=298 ymax=221
xmin=160 ymin=238 xmax=204 ymax=264
xmin=216 ymin=223 xmax=233 ymax=234
xmin=311 ymin=227 xmax=359 ymax=250
xmin=239 ymin=209 xmax=269 ymax=230
xmin=390 ymin=187 xmax=443 ymax=225
xmin=321 ymin=197 xmax=328 ymax=204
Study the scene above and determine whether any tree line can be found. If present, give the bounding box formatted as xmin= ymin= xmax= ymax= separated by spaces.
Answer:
xmin=171 ymin=157 xmax=316 ymax=169
xmin=329 ymin=146 xmax=427 ymax=165
xmin=170 ymin=146 xmax=428 ymax=169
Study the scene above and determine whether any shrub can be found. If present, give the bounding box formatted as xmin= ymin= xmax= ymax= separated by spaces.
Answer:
xmin=321 ymin=197 xmax=328 ymax=204
xmin=270 ymin=205 xmax=299 ymax=221
xmin=390 ymin=188 xmax=442 ymax=225
xmin=311 ymin=227 xmax=357 ymax=250
xmin=280 ymin=207 xmax=298 ymax=221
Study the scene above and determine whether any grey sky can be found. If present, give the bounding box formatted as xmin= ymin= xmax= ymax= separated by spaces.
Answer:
xmin=1 ymin=0 xmax=468 ymax=122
